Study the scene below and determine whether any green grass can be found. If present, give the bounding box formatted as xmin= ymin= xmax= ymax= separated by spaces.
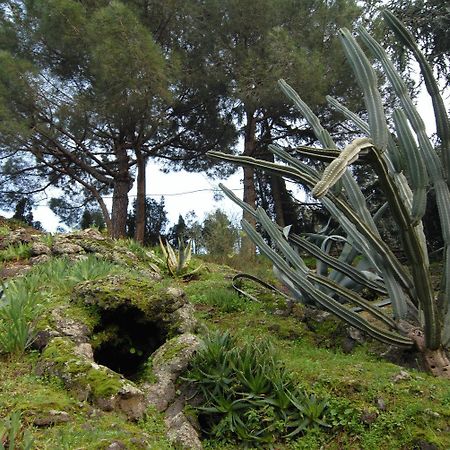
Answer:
xmin=0 ymin=235 xmax=449 ymax=449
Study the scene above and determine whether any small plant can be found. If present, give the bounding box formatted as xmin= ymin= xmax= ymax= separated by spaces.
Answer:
xmin=159 ymin=237 xmax=202 ymax=278
xmin=39 ymin=233 xmax=55 ymax=248
xmin=67 ymin=255 xmax=119 ymax=283
xmin=185 ymin=331 xmax=328 ymax=445
xmin=0 ymin=278 xmax=42 ymax=356
xmin=0 ymin=411 xmax=34 ymax=450
xmin=204 ymin=287 xmax=245 ymax=313
xmin=0 ymin=243 xmax=32 ymax=262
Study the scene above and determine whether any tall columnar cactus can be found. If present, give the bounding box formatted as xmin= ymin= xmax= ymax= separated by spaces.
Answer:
xmin=208 ymin=11 xmax=450 ymax=377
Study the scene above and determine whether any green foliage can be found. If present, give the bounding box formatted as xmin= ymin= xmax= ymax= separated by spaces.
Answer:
xmin=0 ymin=411 xmax=33 ymax=450
xmin=0 ymin=243 xmax=31 ymax=262
xmin=202 ymin=209 xmax=239 ymax=263
xmin=200 ymin=287 xmax=247 ymax=313
xmin=185 ymin=331 xmax=328 ymax=445
xmin=66 ymin=255 xmax=119 ymax=284
xmin=159 ymin=237 xmax=201 ymax=278
xmin=0 ymin=277 xmax=43 ymax=356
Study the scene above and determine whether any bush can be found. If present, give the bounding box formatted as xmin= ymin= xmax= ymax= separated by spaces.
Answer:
xmin=185 ymin=331 xmax=328 ymax=445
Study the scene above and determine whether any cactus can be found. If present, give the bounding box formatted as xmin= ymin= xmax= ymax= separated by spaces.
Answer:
xmin=208 ymin=11 xmax=450 ymax=377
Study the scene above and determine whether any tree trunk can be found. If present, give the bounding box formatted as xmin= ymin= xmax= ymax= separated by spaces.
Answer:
xmin=241 ymin=110 xmax=257 ymax=258
xmin=135 ymin=148 xmax=147 ymax=244
xmin=270 ymin=175 xmax=286 ymax=228
xmin=111 ymin=145 xmax=132 ymax=239
xmin=95 ymin=193 xmax=113 ymax=235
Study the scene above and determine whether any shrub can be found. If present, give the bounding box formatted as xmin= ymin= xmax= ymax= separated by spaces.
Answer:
xmin=185 ymin=331 xmax=328 ymax=445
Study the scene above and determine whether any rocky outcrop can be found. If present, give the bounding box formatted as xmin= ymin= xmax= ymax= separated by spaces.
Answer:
xmin=142 ymin=333 xmax=203 ymax=449
xmin=36 ymin=337 xmax=147 ymax=421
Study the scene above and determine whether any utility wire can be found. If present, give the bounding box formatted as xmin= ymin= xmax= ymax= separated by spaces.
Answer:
xmin=101 ymin=187 xmax=244 ymax=199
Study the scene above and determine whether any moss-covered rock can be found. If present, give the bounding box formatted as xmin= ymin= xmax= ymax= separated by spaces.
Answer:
xmin=36 ymin=337 xmax=146 ymax=420
xmin=72 ymin=274 xmax=196 ymax=336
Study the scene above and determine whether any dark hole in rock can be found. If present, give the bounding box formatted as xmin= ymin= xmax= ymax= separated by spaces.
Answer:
xmin=92 ymin=305 xmax=167 ymax=379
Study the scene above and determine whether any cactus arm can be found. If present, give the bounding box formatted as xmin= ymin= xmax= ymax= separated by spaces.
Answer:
xmin=244 ymin=214 xmax=413 ymax=347
xmin=393 ymin=109 xmax=428 ymax=225
xmin=324 ymin=192 xmax=413 ymax=292
xmin=279 ymin=81 xmax=380 ymax=232
xmin=382 ymin=9 xmax=450 ymax=184
xmin=312 ymin=137 xmax=374 ymax=198
xmin=279 ymin=79 xmax=335 ymax=148
xmin=220 ymin=181 xmax=387 ymax=294
xmin=268 ymin=144 xmax=320 ymax=178
xmin=339 ymin=29 xmax=389 ymax=152
xmin=208 ymin=151 xmax=319 ymax=186
xmin=288 ymin=145 xmax=340 ymax=162
xmin=327 ymin=95 xmax=404 ymax=173
xmin=309 ymin=272 xmax=397 ymax=329
xmin=290 ymin=234 xmax=387 ymax=294
xmin=368 ymin=146 xmax=440 ymax=348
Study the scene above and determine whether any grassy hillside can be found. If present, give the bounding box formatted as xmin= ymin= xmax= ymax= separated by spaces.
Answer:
xmin=0 ymin=220 xmax=449 ymax=449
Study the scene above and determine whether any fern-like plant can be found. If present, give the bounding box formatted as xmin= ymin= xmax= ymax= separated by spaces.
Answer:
xmin=208 ymin=11 xmax=450 ymax=377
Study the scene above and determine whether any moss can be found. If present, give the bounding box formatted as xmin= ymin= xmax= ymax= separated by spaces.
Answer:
xmin=40 ymin=337 xmax=124 ymax=399
xmin=72 ymin=274 xmax=183 ymax=328
xmin=152 ymin=338 xmax=190 ymax=367
xmin=85 ymin=367 xmax=123 ymax=398
xmin=138 ymin=358 xmax=158 ymax=384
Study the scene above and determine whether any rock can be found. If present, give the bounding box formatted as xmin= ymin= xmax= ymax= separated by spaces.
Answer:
xmin=33 ymin=410 xmax=70 ymax=427
xmin=106 ymin=441 xmax=127 ymax=450
xmin=413 ymin=440 xmax=439 ymax=450
xmin=348 ymin=326 xmax=365 ymax=344
xmin=144 ymin=333 xmax=201 ymax=412
xmin=392 ymin=370 xmax=411 ymax=382
xmin=360 ymin=409 xmax=378 ymax=424
xmin=29 ymin=254 xmax=51 ymax=265
xmin=74 ymin=343 xmax=94 ymax=360
xmin=376 ymin=397 xmax=387 ymax=411
xmin=342 ymin=337 xmax=356 ymax=354
xmin=37 ymin=337 xmax=147 ymax=421
xmin=115 ymin=383 xmax=147 ymax=421
xmin=165 ymin=412 xmax=203 ymax=450
xmin=144 ymin=378 xmax=175 ymax=412
xmin=52 ymin=241 xmax=85 ymax=255
xmin=51 ymin=309 xmax=90 ymax=343
xmin=173 ymin=303 xmax=198 ymax=334
xmin=30 ymin=242 xmax=51 ymax=256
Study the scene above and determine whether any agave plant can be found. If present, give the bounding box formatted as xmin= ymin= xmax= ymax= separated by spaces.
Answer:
xmin=208 ymin=11 xmax=450 ymax=377
xmin=158 ymin=236 xmax=201 ymax=278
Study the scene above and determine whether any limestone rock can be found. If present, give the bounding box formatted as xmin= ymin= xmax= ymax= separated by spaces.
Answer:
xmin=52 ymin=241 xmax=85 ymax=255
xmin=144 ymin=333 xmax=201 ymax=412
xmin=36 ymin=337 xmax=146 ymax=421
xmin=165 ymin=412 xmax=203 ymax=450
xmin=33 ymin=410 xmax=70 ymax=427
xmin=51 ymin=308 xmax=90 ymax=343
xmin=30 ymin=242 xmax=51 ymax=256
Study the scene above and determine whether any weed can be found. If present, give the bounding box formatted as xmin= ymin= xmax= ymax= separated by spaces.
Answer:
xmin=0 ymin=411 xmax=33 ymax=450
xmin=0 ymin=278 xmax=43 ymax=356
xmin=0 ymin=243 xmax=32 ymax=262
xmin=39 ymin=233 xmax=55 ymax=247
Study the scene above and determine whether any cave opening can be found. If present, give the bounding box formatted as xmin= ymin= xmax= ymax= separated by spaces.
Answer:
xmin=92 ymin=305 xmax=167 ymax=379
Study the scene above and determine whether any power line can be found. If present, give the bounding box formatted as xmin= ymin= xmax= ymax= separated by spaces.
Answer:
xmin=102 ymin=187 xmax=244 ymax=199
